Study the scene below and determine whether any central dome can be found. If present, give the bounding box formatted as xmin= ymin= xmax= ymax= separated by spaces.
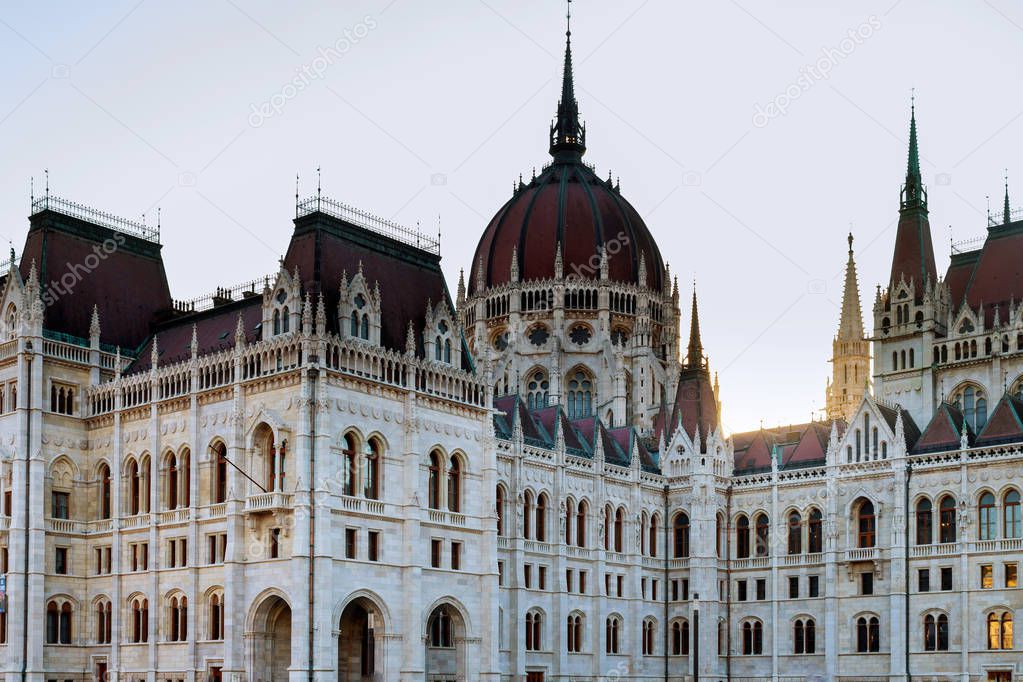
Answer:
xmin=470 ymin=162 xmax=665 ymax=293
xmin=468 ymin=24 xmax=665 ymax=295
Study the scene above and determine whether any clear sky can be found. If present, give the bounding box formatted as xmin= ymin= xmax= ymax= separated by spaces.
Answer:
xmin=1 ymin=0 xmax=1021 ymax=433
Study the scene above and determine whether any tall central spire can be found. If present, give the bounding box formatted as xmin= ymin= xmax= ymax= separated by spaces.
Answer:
xmin=889 ymin=96 xmax=936 ymax=294
xmin=837 ymin=233 xmax=865 ymax=341
xmin=1004 ymin=171 xmax=1012 ymax=225
xmin=901 ymin=96 xmax=926 ymax=210
xmin=686 ymin=285 xmax=704 ymax=369
xmin=549 ymin=0 xmax=586 ymax=162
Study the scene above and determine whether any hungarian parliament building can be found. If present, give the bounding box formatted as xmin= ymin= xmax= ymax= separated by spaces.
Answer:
xmin=1 ymin=19 xmax=1021 ymax=682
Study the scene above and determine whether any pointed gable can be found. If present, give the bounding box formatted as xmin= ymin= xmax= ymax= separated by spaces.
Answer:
xmin=785 ymin=422 xmax=829 ymax=468
xmin=975 ymin=394 xmax=1023 ymax=447
xmin=875 ymin=401 xmax=921 ymax=450
xmin=912 ymin=403 xmax=972 ymax=454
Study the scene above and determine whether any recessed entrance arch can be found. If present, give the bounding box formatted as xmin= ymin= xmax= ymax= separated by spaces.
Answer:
xmin=248 ymin=593 xmax=292 ymax=682
xmin=424 ymin=602 xmax=467 ymax=681
xmin=337 ymin=595 xmax=386 ymax=681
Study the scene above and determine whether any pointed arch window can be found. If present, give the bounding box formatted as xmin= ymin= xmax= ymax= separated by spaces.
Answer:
xmin=127 ymin=459 xmax=141 ymax=515
xmin=526 ymin=370 xmax=550 ymax=410
xmin=808 ymin=508 xmax=823 ymax=553
xmin=213 ymin=443 xmax=228 ymax=504
xmin=566 ymin=614 xmax=583 ymax=653
xmin=742 ymin=620 xmax=763 ymax=655
xmin=736 ymin=515 xmax=750 ymax=558
xmin=648 ymin=514 xmax=658 ymax=557
xmin=979 ymin=492 xmax=996 ymax=541
xmin=495 ymin=485 xmax=505 ymax=536
xmin=168 ymin=596 xmax=187 ymax=642
xmin=363 ymin=438 xmax=380 ymax=499
xmin=525 ymin=611 xmax=542 ymax=651
xmin=447 ymin=456 xmax=461 ymax=513
xmin=428 ymin=607 xmax=452 ymax=648
xmin=567 ymin=370 xmax=593 ymax=419
xmin=754 ymin=513 xmax=770 ymax=557
xmin=166 ymin=453 xmax=178 ymax=510
xmin=671 ymin=619 xmax=690 ymax=655
xmin=209 ymin=593 xmax=224 ymax=640
xmin=914 ymin=497 xmax=932 ymax=545
xmin=858 ymin=500 xmax=876 ymax=548
xmin=96 ymin=600 xmax=112 ymax=644
xmin=576 ymin=500 xmax=587 ymax=548
xmin=535 ymin=493 xmax=547 ymax=542
xmin=1005 ymin=490 xmax=1021 ymax=539
xmin=939 ymin=495 xmax=957 ymax=543
xmin=987 ymin=612 xmax=1013 ymax=650
xmin=673 ymin=512 xmax=690 ymax=558
xmin=602 ymin=505 xmax=612 ymax=550
xmin=130 ymin=597 xmax=149 ymax=643
xmin=523 ymin=492 xmax=534 ymax=540
xmin=99 ymin=464 xmax=111 ymax=520
xmin=428 ymin=451 xmax=441 ymax=510
xmin=605 ymin=616 xmax=621 ymax=654
xmin=45 ymin=600 xmax=73 ymax=644
xmin=342 ymin=434 xmax=358 ymax=497
xmin=787 ymin=511 xmax=802 ymax=555
xmin=613 ymin=507 xmax=624 ymax=553
xmin=642 ymin=619 xmax=656 ymax=655
xmin=856 ymin=615 xmax=880 ymax=652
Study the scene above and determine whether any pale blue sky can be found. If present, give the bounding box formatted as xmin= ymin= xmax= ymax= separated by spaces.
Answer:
xmin=1 ymin=0 xmax=1021 ymax=432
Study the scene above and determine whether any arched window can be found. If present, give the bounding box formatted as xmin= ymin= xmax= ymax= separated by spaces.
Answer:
xmin=180 ymin=449 xmax=191 ymax=506
xmin=281 ymin=306 xmax=290 ymax=333
xmin=535 ymin=493 xmax=548 ymax=542
xmin=1005 ymin=490 xmax=1022 ymax=539
xmin=350 ymin=310 xmax=359 ymax=337
xmin=915 ymin=498 xmax=933 ymax=545
xmin=127 ymin=459 xmax=141 ymax=515
xmin=361 ymin=314 xmax=370 ymax=340
xmin=648 ymin=514 xmax=658 ymax=557
xmin=495 ymin=486 xmax=505 ymax=536
xmin=567 ymin=370 xmax=593 ymax=419
xmin=130 ymin=597 xmax=149 ymax=643
xmin=808 ymin=508 xmax=823 ymax=553
xmin=525 ymin=370 xmax=550 ymax=410
xmin=166 ymin=453 xmax=178 ymax=510
xmin=428 ymin=607 xmax=452 ymax=648
xmin=96 ymin=600 xmax=112 ymax=644
xmin=787 ymin=511 xmax=802 ymax=555
xmin=642 ymin=619 xmax=656 ymax=655
xmin=858 ymin=500 xmax=876 ymax=548
xmin=428 ymin=451 xmax=441 ymax=510
xmin=273 ymin=309 xmax=282 ymax=336
xmin=576 ymin=500 xmax=587 ymax=548
xmin=213 ymin=443 xmax=227 ymax=504
xmin=168 ymin=596 xmax=187 ymax=642
xmin=45 ymin=600 xmax=73 ymax=644
xmin=987 ymin=612 xmax=1014 ymax=650
xmin=605 ymin=616 xmax=621 ymax=654
xmin=525 ymin=611 xmax=542 ymax=651
xmin=614 ymin=507 xmax=624 ymax=553
xmin=952 ymin=385 xmax=987 ymax=432
xmin=447 ymin=456 xmax=461 ymax=513
xmin=754 ymin=513 xmax=769 ymax=557
xmin=566 ymin=499 xmax=576 ymax=546
xmin=924 ymin=614 xmax=936 ymax=651
xmin=716 ymin=513 xmax=724 ymax=558
xmin=736 ymin=515 xmax=750 ymax=558
xmin=673 ymin=513 xmax=690 ymax=558
xmin=523 ymin=492 xmax=534 ymax=540
xmin=742 ymin=620 xmax=763 ymax=655
xmin=363 ymin=438 xmax=380 ymax=499
xmin=979 ymin=492 xmax=996 ymax=541
xmin=671 ymin=620 xmax=690 ymax=655
xmin=939 ymin=495 xmax=957 ymax=543
xmin=602 ymin=505 xmax=612 ymax=550
xmin=566 ymin=614 xmax=583 ymax=653
xmin=98 ymin=464 xmax=111 ymax=520
xmin=342 ymin=434 xmax=358 ymax=497
xmin=209 ymin=593 xmax=224 ymax=640
xmin=856 ymin=616 xmax=880 ymax=652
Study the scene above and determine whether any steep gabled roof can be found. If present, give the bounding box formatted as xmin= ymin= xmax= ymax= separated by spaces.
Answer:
xmin=975 ymin=394 xmax=1023 ymax=447
xmin=732 ymin=421 xmax=840 ymax=474
xmin=912 ymin=402 xmax=972 ymax=454
xmin=876 ymin=402 xmax=921 ymax=450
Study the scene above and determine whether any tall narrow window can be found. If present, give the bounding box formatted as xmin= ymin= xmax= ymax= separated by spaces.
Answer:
xmin=576 ymin=501 xmax=587 ymax=548
xmin=535 ymin=493 xmax=547 ymax=542
xmin=939 ymin=495 xmax=957 ymax=543
xmin=614 ymin=507 xmax=624 ymax=553
xmin=447 ymin=456 xmax=461 ymax=513
xmin=648 ymin=514 xmax=658 ymax=557
xmin=1005 ymin=490 xmax=1021 ymax=539
xmin=858 ymin=500 xmax=876 ymax=548
xmin=979 ymin=492 xmax=996 ymax=541
xmin=916 ymin=498 xmax=933 ymax=545
xmin=166 ymin=454 xmax=178 ymax=510
xmin=736 ymin=515 xmax=750 ymax=558
xmin=342 ymin=434 xmax=358 ymax=497
xmin=755 ymin=513 xmax=770 ymax=557
xmin=808 ymin=508 xmax=823 ymax=553
xmin=428 ymin=451 xmax=441 ymax=510
xmin=523 ymin=493 xmax=533 ymax=540
xmin=99 ymin=464 xmax=111 ymax=520
xmin=674 ymin=513 xmax=690 ymax=558
xmin=495 ymin=486 xmax=505 ymax=536
xmin=363 ymin=439 xmax=380 ymax=499
xmin=787 ymin=511 xmax=802 ymax=554
xmin=214 ymin=445 xmax=227 ymax=504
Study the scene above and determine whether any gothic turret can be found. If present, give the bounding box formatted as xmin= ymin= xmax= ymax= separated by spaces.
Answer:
xmin=827 ymin=233 xmax=870 ymax=421
xmin=549 ymin=4 xmax=586 ymax=162
xmin=889 ymin=100 xmax=937 ymax=298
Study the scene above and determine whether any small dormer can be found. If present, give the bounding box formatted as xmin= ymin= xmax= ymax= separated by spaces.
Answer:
xmin=262 ymin=266 xmax=302 ymax=340
xmin=423 ymin=298 xmax=460 ymax=366
xmin=337 ymin=263 xmax=381 ymax=345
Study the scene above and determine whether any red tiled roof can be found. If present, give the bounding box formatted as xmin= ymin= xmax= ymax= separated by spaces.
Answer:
xmin=668 ymin=368 xmax=718 ymax=451
xmin=912 ymin=403 xmax=971 ymax=454
xmin=975 ymin=394 xmax=1023 ymax=446
xmin=889 ymin=209 xmax=937 ymax=297
xmin=955 ymin=225 xmax=1023 ymax=325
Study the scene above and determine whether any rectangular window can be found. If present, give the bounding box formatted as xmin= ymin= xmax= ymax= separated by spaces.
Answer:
xmin=1 ymin=546 xmax=7 ymax=574
xmin=168 ymin=540 xmax=176 ymax=567
xmin=269 ymin=528 xmax=281 ymax=559
xmin=605 ymin=573 xmax=611 ymax=596
xmin=861 ymin=572 xmax=873 ymax=595
xmin=497 ymin=560 xmax=504 ymax=586
xmin=566 ymin=569 xmax=574 ymax=593
xmin=808 ymin=575 xmax=819 ymax=598
xmin=671 ymin=579 xmax=679 ymax=601
xmin=683 ymin=579 xmax=690 ymax=601
xmin=641 ymin=577 xmax=647 ymax=599
xmin=55 ymin=547 xmax=68 ymax=575
xmin=1006 ymin=563 xmax=1018 ymax=588
xmin=430 ymin=539 xmax=441 ymax=568
xmin=940 ymin=566 xmax=952 ymax=591
xmin=617 ymin=575 xmax=624 ymax=597
xmin=451 ymin=542 xmax=461 ymax=571
xmin=344 ymin=528 xmax=356 ymax=560
xmin=918 ymin=568 xmax=930 ymax=592
xmin=651 ymin=579 xmax=658 ymax=601
xmin=981 ymin=564 xmax=993 ymax=589
xmin=178 ymin=539 xmax=187 ymax=567
xmin=51 ymin=491 xmax=69 ymax=520
xmin=788 ymin=575 xmax=799 ymax=599
xmin=524 ymin=563 xmax=532 ymax=589
xmin=737 ymin=580 xmax=748 ymax=601
xmin=579 ymin=570 xmax=587 ymax=594
xmin=95 ymin=547 xmax=103 ymax=574
xmin=756 ymin=578 xmax=766 ymax=600
xmin=368 ymin=531 xmax=380 ymax=562
xmin=538 ymin=565 xmax=546 ymax=590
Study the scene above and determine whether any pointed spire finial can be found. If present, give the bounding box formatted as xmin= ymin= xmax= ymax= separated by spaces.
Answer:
xmin=687 ymin=284 xmax=704 ymax=369
xmin=89 ymin=305 xmax=101 ymax=341
xmin=901 ymin=94 xmax=926 ymax=210
xmin=1004 ymin=169 xmax=1011 ymax=225
xmin=549 ymin=0 xmax=585 ymax=161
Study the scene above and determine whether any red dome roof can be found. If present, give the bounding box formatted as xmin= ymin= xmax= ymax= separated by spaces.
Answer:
xmin=470 ymin=160 xmax=665 ymax=294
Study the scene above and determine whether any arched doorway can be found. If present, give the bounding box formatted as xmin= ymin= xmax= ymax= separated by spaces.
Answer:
xmin=249 ymin=594 xmax=292 ymax=682
xmin=425 ymin=603 xmax=466 ymax=681
xmin=338 ymin=597 xmax=384 ymax=681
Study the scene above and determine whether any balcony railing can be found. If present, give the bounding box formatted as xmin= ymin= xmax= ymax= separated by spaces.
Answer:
xmin=845 ymin=547 xmax=880 ymax=561
xmin=427 ymin=509 xmax=467 ymax=527
xmin=245 ymin=491 xmax=294 ymax=512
